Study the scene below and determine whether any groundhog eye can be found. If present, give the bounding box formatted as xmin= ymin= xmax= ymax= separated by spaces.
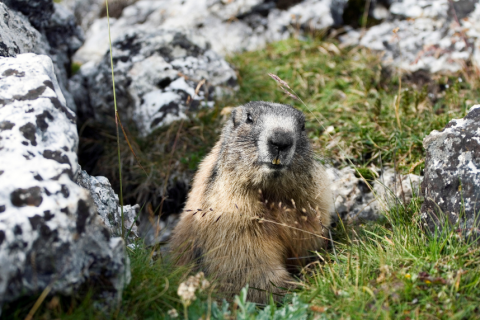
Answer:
xmin=301 ymin=123 xmax=305 ymax=131
xmin=246 ymin=113 xmax=253 ymax=124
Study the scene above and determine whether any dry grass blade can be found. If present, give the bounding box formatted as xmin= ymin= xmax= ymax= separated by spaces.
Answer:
xmin=409 ymin=159 xmax=424 ymax=174
xmin=116 ymin=110 xmax=149 ymax=175
xmin=24 ymin=284 xmax=52 ymax=320
xmin=268 ymin=73 xmax=299 ymax=99
xmin=268 ymin=73 xmax=291 ymax=89
xmin=150 ymin=119 xmax=185 ymax=254
xmin=282 ymin=86 xmax=299 ymax=100
xmin=105 ymin=0 xmax=125 ymax=239
xmin=266 ymin=72 xmax=389 ymax=212
xmin=258 ymin=217 xmax=336 ymax=243
xmin=195 ymin=79 xmax=206 ymax=96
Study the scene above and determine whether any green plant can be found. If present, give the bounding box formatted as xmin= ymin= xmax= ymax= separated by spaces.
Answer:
xmin=70 ymin=62 xmax=81 ymax=75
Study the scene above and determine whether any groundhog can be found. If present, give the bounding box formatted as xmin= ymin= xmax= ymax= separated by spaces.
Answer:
xmin=170 ymin=101 xmax=333 ymax=303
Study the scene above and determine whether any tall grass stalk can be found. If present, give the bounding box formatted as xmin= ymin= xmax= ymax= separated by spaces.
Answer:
xmin=268 ymin=73 xmax=389 ymax=214
xmin=105 ymin=0 xmax=125 ymax=239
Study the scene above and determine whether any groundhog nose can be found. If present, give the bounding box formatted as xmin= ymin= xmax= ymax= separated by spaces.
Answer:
xmin=268 ymin=130 xmax=294 ymax=152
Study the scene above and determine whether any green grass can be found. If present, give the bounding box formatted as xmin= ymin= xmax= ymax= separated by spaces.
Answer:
xmin=223 ymin=37 xmax=477 ymax=174
xmin=6 ymin=36 xmax=480 ymax=318
xmin=301 ymin=201 xmax=480 ymax=319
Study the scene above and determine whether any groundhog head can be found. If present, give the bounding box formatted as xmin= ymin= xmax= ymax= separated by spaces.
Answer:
xmin=219 ymin=101 xmax=312 ymax=187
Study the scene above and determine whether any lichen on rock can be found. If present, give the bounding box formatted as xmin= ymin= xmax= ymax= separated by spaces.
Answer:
xmin=327 ymin=166 xmax=422 ymax=222
xmin=0 ymin=53 xmax=129 ymax=307
xmin=76 ymin=169 xmax=140 ymax=242
xmin=71 ymin=29 xmax=238 ymax=136
xmin=421 ymin=104 xmax=480 ymax=239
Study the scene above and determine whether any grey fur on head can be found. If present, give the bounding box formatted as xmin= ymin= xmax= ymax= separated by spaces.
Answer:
xmin=215 ymin=101 xmax=312 ymax=187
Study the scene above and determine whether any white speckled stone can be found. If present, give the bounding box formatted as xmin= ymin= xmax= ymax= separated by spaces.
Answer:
xmin=340 ymin=0 xmax=479 ymax=74
xmin=327 ymin=166 xmax=422 ymax=222
xmin=71 ymin=29 xmax=238 ymax=136
xmin=421 ymin=105 xmax=480 ymax=238
xmin=72 ymin=0 xmax=342 ymax=64
xmin=0 ymin=3 xmax=48 ymax=57
xmin=76 ymin=170 xmax=140 ymax=242
xmin=0 ymin=53 xmax=129 ymax=307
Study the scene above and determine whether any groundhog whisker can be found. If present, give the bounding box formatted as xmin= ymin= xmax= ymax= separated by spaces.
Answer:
xmin=256 ymin=217 xmax=334 ymax=243
xmin=286 ymin=255 xmax=318 ymax=260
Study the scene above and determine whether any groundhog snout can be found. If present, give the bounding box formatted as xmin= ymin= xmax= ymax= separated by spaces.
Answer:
xmin=266 ymin=129 xmax=295 ymax=166
xmin=268 ymin=129 xmax=294 ymax=152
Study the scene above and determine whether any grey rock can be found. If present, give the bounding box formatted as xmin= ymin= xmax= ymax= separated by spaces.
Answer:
xmin=61 ymin=0 xmax=125 ymax=32
xmin=43 ymin=3 xmax=84 ymax=55
xmin=327 ymin=167 xmax=377 ymax=221
xmin=331 ymin=0 xmax=349 ymax=25
xmin=1 ymin=0 xmax=54 ymax=29
xmin=71 ymin=29 xmax=237 ymax=135
xmin=371 ymin=168 xmax=423 ymax=215
xmin=76 ymin=170 xmax=140 ymax=242
xmin=0 ymin=2 xmax=49 ymax=58
xmin=43 ymin=3 xmax=85 ymax=113
xmin=421 ymin=105 xmax=480 ymax=238
xmin=0 ymin=1 xmax=84 ymax=111
xmin=327 ymin=166 xmax=422 ymax=222
xmin=452 ymin=0 xmax=478 ymax=20
xmin=389 ymin=0 xmax=450 ymax=18
xmin=0 ymin=53 xmax=129 ymax=306
xmin=138 ymin=213 xmax=180 ymax=247
xmin=341 ymin=0 xmax=480 ymax=74
xmin=73 ymin=0 xmax=343 ymax=64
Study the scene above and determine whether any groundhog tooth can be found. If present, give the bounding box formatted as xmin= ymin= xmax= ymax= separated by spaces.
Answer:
xmin=272 ymin=158 xmax=280 ymax=165
xmin=271 ymin=158 xmax=281 ymax=165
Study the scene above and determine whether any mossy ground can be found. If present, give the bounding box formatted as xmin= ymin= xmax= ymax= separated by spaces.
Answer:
xmin=5 ymin=37 xmax=480 ymax=319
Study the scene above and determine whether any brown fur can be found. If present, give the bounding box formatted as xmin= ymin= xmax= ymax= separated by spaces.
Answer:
xmin=170 ymin=102 xmax=332 ymax=303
